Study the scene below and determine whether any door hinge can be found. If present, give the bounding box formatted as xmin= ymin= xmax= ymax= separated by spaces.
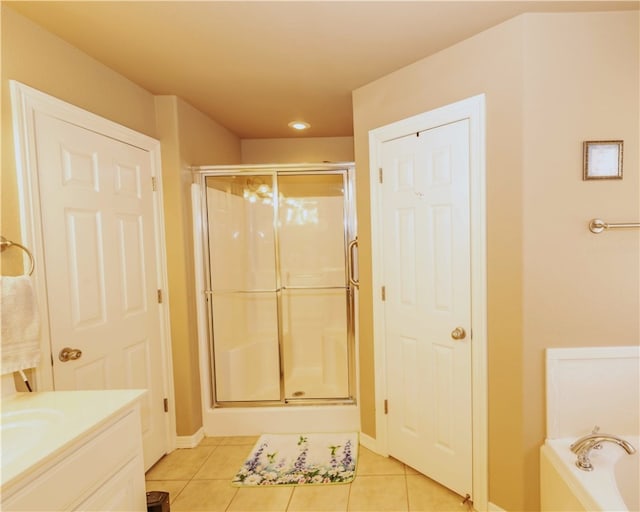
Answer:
xmin=381 ymin=286 xmax=386 ymax=301
xmin=157 ymin=289 xmax=163 ymax=303
xmin=378 ymin=167 xmax=383 ymax=183
xmin=151 ymin=177 xmax=157 ymax=191
xmin=163 ymin=398 xmax=169 ymax=412
xmin=384 ymin=399 xmax=389 ymax=415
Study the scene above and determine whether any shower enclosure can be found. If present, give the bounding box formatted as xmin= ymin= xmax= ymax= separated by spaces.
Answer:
xmin=195 ymin=164 xmax=357 ymax=407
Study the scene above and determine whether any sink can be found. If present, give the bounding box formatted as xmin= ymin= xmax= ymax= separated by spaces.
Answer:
xmin=1 ymin=407 xmax=65 ymax=425
xmin=1 ymin=408 xmax=65 ymax=464
xmin=0 ymin=389 xmax=146 ymax=490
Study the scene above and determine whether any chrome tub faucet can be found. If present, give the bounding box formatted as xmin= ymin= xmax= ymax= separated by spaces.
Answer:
xmin=570 ymin=426 xmax=636 ymax=471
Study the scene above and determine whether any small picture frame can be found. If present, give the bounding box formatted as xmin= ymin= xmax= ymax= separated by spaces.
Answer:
xmin=583 ymin=140 xmax=623 ymax=180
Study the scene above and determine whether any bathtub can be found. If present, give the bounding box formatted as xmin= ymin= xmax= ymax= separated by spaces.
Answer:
xmin=540 ymin=436 xmax=639 ymax=511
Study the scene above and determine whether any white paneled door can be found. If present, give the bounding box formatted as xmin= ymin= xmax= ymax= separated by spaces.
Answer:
xmin=381 ymin=120 xmax=472 ymax=496
xmin=33 ymin=111 xmax=168 ymax=469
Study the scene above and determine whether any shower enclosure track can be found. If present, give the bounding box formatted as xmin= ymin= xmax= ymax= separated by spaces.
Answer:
xmin=193 ymin=163 xmax=358 ymax=410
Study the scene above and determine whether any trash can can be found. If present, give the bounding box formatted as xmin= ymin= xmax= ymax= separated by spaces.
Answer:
xmin=146 ymin=491 xmax=170 ymax=512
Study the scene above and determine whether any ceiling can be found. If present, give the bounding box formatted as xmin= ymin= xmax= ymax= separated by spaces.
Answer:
xmin=6 ymin=1 xmax=639 ymax=139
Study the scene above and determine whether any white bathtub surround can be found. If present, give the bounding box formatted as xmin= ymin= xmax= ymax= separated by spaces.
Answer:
xmin=546 ymin=346 xmax=639 ymax=438
xmin=541 ymin=436 xmax=639 ymax=511
xmin=542 ymin=346 xmax=640 ymax=511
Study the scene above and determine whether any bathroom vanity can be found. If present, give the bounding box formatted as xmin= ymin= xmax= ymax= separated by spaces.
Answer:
xmin=0 ymin=389 xmax=147 ymax=511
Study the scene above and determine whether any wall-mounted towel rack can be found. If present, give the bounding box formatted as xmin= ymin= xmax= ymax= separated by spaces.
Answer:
xmin=589 ymin=218 xmax=640 ymax=234
xmin=0 ymin=235 xmax=35 ymax=275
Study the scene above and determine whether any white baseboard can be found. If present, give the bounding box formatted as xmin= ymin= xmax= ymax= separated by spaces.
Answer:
xmin=175 ymin=427 xmax=205 ymax=449
xmin=488 ymin=502 xmax=506 ymax=512
xmin=359 ymin=432 xmax=380 ymax=453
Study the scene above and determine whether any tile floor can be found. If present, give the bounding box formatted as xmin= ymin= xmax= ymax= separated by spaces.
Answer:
xmin=145 ymin=436 xmax=466 ymax=511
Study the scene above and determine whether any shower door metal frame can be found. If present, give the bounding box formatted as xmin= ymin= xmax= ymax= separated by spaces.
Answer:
xmin=194 ymin=163 xmax=358 ymax=408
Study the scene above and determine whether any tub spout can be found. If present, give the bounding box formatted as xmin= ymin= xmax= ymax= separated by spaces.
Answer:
xmin=570 ymin=431 xmax=636 ymax=471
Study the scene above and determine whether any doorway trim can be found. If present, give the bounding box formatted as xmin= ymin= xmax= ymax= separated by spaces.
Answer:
xmin=368 ymin=94 xmax=487 ymax=511
xmin=9 ymin=81 xmax=176 ymax=453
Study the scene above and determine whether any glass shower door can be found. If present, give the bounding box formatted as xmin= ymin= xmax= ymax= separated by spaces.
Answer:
xmin=278 ymin=174 xmax=350 ymax=399
xmin=205 ymin=175 xmax=280 ymax=402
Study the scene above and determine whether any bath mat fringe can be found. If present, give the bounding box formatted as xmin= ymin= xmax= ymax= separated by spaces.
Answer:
xmin=232 ymin=432 xmax=358 ymax=486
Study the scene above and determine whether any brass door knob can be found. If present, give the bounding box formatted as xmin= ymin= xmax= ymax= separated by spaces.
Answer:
xmin=59 ymin=347 xmax=83 ymax=362
xmin=451 ymin=327 xmax=466 ymax=340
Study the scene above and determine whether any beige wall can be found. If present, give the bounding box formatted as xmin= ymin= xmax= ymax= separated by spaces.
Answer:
xmin=353 ymin=10 xmax=639 ymax=511
xmin=155 ymin=96 xmax=241 ymax=435
xmin=1 ymin=5 xmax=157 ymax=274
xmin=241 ymin=136 xmax=354 ymax=164
xmin=353 ymin=15 xmax=527 ymax=510
xmin=521 ymin=11 xmax=639 ymax=509
xmin=1 ymin=6 xmax=241 ymax=436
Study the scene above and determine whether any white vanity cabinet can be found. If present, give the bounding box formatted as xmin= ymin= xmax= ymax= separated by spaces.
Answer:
xmin=1 ymin=390 xmax=147 ymax=511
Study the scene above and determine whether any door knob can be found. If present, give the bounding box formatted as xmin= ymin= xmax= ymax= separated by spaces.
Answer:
xmin=59 ymin=347 xmax=82 ymax=362
xmin=451 ymin=327 xmax=466 ymax=340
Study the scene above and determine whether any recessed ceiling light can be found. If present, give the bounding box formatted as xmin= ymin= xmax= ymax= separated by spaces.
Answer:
xmin=288 ymin=121 xmax=310 ymax=130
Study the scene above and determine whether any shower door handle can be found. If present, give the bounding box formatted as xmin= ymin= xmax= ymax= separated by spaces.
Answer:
xmin=348 ymin=237 xmax=359 ymax=288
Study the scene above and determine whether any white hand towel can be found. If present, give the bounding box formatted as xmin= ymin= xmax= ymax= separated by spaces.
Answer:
xmin=1 ymin=275 xmax=41 ymax=374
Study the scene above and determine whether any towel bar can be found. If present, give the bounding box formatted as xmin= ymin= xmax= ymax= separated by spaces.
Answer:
xmin=0 ymin=236 xmax=35 ymax=275
xmin=589 ymin=219 xmax=640 ymax=234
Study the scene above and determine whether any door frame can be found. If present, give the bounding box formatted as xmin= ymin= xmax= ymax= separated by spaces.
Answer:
xmin=9 ymin=81 xmax=176 ymax=452
xmin=368 ymin=94 xmax=487 ymax=510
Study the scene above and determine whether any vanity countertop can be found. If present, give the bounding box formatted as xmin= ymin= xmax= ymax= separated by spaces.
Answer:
xmin=0 ymin=389 xmax=145 ymax=488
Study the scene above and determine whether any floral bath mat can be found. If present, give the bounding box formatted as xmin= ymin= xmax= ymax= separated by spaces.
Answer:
xmin=232 ymin=432 xmax=358 ymax=486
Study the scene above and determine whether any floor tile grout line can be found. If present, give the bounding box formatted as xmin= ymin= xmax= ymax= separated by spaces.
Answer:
xmin=224 ymin=483 xmax=239 ymax=512
xmin=284 ymin=484 xmax=295 ymax=511
xmin=191 ymin=443 xmax=222 ymax=479
xmin=169 ymin=480 xmax=187 ymax=507
xmin=404 ymin=466 xmax=410 ymax=512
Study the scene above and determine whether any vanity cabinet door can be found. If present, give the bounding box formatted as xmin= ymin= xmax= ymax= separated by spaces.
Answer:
xmin=74 ymin=456 xmax=146 ymax=511
xmin=1 ymin=407 xmax=145 ymax=511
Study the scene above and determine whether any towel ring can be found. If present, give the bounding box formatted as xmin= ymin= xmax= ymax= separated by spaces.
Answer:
xmin=0 ymin=236 xmax=35 ymax=276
